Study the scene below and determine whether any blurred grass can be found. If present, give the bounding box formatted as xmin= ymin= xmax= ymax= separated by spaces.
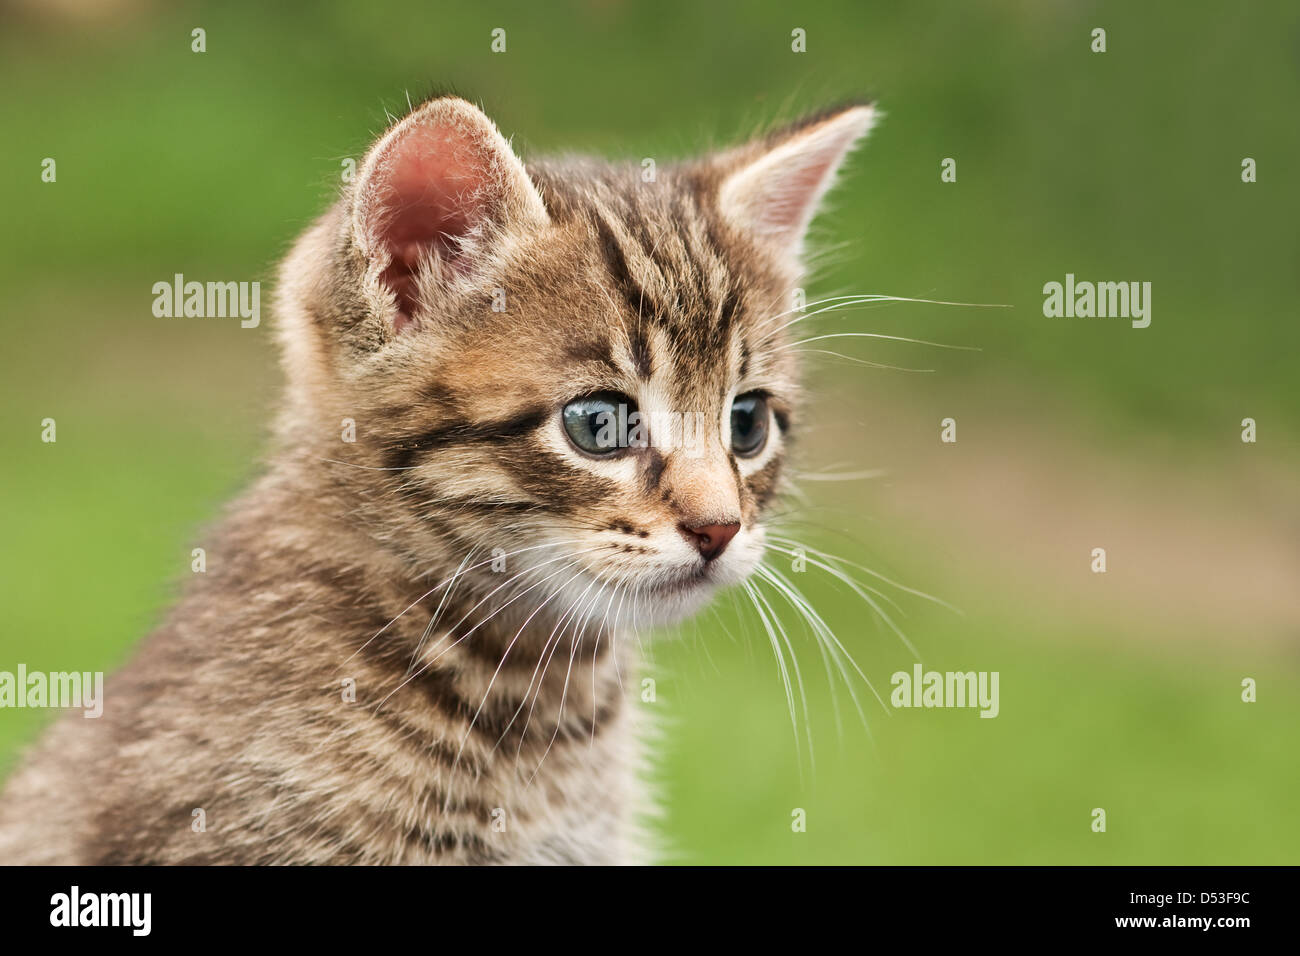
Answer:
xmin=652 ymin=521 xmax=1300 ymax=864
xmin=1 ymin=0 xmax=1297 ymax=863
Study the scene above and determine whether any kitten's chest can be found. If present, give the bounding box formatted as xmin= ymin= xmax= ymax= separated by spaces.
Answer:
xmin=388 ymin=712 xmax=641 ymax=866
xmin=339 ymin=645 xmax=643 ymax=866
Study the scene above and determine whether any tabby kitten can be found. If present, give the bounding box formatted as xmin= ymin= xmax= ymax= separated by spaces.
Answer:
xmin=0 ymin=95 xmax=875 ymax=864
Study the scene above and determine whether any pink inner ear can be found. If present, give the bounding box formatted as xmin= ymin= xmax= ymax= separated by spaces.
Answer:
xmin=760 ymin=152 xmax=843 ymax=233
xmin=721 ymin=106 xmax=875 ymax=254
xmin=370 ymin=126 xmax=490 ymax=331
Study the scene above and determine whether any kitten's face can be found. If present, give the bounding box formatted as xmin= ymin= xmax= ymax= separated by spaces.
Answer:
xmin=366 ymin=209 xmax=795 ymax=627
xmin=276 ymin=97 xmax=873 ymax=635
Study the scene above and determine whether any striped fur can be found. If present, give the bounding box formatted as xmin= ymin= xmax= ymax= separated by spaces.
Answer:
xmin=0 ymin=96 xmax=874 ymax=864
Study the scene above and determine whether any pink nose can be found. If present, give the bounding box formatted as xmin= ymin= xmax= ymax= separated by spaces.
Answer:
xmin=680 ymin=522 xmax=741 ymax=561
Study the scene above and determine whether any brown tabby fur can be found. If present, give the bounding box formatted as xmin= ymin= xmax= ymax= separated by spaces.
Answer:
xmin=0 ymin=96 xmax=874 ymax=864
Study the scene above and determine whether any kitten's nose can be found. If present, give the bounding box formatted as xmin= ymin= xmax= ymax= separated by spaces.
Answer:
xmin=680 ymin=522 xmax=741 ymax=561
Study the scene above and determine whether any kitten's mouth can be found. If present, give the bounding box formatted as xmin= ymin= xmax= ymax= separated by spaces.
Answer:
xmin=646 ymin=562 xmax=716 ymax=597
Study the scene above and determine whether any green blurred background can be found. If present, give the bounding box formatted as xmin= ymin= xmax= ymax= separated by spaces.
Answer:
xmin=1 ymin=0 xmax=1297 ymax=864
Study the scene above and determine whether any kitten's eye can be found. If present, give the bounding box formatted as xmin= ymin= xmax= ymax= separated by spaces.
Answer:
xmin=729 ymin=392 xmax=770 ymax=457
xmin=562 ymin=393 xmax=637 ymax=456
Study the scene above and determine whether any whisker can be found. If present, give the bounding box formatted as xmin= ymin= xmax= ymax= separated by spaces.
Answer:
xmin=769 ymin=533 xmax=962 ymax=616
xmin=442 ymin=564 xmax=590 ymax=811
xmin=338 ymin=538 xmax=585 ymax=668
xmin=757 ymin=292 xmax=1010 ymax=342
xmin=526 ymin=576 xmax=612 ymax=786
xmin=740 ymin=579 xmax=802 ymax=757
xmin=375 ymin=548 xmax=605 ymax=709
xmin=589 ymin=572 xmax=631 ymax=746
xmin=756 ymin=562 xmax=883 ymax=727
xmin=745 ymin=575 xmax=813 ymax=772
xmin=754 ymin=562 xmax=845 ymax=740
xmin=792 ymin=348 xmax=935 ymax=372
xmin=764 ymin=540 xmax=908 ymax=621
xmin=502 ymin=574 xmax=602 ymax=769
xmin=783 ymin=331 xmax=981 ymax=352
xmin=792 ymin=468 xmax=888 ymax=482
xmin=407 ymin=544 xmax=480 ymax=674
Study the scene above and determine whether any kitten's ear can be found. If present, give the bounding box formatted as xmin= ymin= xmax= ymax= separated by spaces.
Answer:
xmin=351 ymin=96 xmax=549 ymax=332
xmin=716 ymin=103 xmax=876 ymax=260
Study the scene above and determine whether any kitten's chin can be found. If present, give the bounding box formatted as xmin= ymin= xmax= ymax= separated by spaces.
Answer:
xmin=629 ymin=557 xmax=756 ymax=628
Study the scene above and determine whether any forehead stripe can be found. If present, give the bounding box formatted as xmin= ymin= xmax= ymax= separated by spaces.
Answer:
xmin=593 ymin=214 xmax=656 ymax=379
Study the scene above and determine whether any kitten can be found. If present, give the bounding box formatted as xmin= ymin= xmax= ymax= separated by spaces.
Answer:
xmin=0 ymin=95 xmax=875 ymax=864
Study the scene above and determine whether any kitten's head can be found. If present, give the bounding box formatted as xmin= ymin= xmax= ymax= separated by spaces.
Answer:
xmin=276 ymin=96 xmax=874 ymax=630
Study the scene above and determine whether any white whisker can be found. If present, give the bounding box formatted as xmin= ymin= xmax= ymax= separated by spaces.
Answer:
xmin=338 ymin=538 xmax=584 ymax=668
xmin=769 ymin=533 xmax=961 ymax=616
xmin=792 ymin=468 xmax=887 ymax=482
xmin=740 ymin=579 xmax=801 ymax=756
xmin=377 ymin=548 xmax=605 ymax=710
xmin=793 ymin=348 xmax=935 ymax=372
xmin=783 ymin=331 xmax=981 ymax=352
